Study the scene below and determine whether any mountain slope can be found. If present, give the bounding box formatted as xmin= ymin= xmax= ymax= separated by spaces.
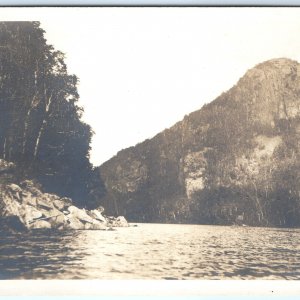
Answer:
xmin=99 ymin=58 xmax=300 ymax=227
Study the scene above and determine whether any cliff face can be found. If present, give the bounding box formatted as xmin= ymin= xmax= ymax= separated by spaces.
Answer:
xmin=99 ymin=58 xmax=300 ymax=227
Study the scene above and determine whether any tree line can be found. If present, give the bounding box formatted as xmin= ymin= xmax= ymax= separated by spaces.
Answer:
xmin=0 ymin=22 xmax=105 ymax=208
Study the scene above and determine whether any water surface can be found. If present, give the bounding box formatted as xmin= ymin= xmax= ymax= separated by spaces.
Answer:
xmin=0 ymin=224 xmax=299 ymax=279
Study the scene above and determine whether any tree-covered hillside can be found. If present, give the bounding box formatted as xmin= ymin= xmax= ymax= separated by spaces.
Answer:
xmin=0 ymin=22 xmax=104 ymax=208
xmin=99 ymin=58 xmax=300 ymax=227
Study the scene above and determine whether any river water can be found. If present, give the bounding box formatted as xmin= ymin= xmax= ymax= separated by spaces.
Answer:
xmin=0 ymin=224 xmax=299 ymax=279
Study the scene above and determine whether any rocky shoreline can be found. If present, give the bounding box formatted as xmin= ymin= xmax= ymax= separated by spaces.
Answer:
xmin=0 ymin=160 xmax=129 ymax=232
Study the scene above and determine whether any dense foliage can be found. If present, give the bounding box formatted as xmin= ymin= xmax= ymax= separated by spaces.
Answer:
xmin=0 ymin=22 xmax=104 ymax=208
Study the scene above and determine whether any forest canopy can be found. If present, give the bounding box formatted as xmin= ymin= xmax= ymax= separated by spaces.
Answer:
xmin=0 ymin=22 xmax=104 ymax=208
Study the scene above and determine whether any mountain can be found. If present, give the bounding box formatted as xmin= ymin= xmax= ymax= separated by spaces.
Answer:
xmin=98 ymin=58 xmax=300 ymax=227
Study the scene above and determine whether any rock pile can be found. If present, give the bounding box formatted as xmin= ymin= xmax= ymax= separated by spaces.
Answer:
xmin=0 ymin=160 xmax=129 ymax=231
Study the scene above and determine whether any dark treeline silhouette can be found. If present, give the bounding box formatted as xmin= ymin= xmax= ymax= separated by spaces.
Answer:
xmin=0 ymin=22 xmax=105 ymax=208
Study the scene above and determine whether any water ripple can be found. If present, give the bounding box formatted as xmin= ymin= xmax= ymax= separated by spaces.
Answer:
xmin=0 ymin=224 xmax=300 ymax=279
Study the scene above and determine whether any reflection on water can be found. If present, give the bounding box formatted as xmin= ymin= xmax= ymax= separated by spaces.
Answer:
xmin=0 ymin=224 xmax=300 ymax=279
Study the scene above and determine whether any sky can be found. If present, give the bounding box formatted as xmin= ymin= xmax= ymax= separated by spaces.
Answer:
xmin=1 ymin=7 xmax=300 ymax=165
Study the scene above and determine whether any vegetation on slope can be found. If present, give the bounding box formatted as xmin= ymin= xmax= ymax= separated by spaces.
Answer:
xmin=99 ymin=58 xmax=300 ymax=227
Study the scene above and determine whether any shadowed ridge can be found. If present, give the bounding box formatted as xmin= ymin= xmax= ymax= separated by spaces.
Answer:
xmin=98 ymin=58 xmax=300 ymax=227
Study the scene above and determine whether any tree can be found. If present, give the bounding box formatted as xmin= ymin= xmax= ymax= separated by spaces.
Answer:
xmin=0 ymin=22 xmax=104 ymax=208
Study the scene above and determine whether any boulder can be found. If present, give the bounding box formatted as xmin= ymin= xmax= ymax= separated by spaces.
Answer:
xmin=53 ymin=199 xmax=71 ymax=211
xmin=29 ymin=220 xmax=51 ymax=229
xmin=68 ymin=206 xmax=94 ymax=224
xmin=43 ymin=193 xmax=60 ymax=202
xmin=20 ymin=180 xmax=35 ymax=188
xmin=6 ymin=184 xmax=22 ymax=203
xmin=65 ymin=215 xmax=85 ymax=230
xmin=0 ymin=190 xmax=21 ymax=217
xmin=19 ymin=205 xmax=43 ymax=225
xmin=28 ymin=186 xmax=42 ymax=197
xmin=0 ymin=164 xmax=129 ymax=231
xmin=37 ymin=196 xmax=53 ymax=210
xmin=20 ymin=180 xmax=42 ymax=197
xmin=40 ymin=207 xmax=56 ymax=218
xmin=97 ymin=206 xmax=105 ymax=213
xmin=84 ymin=219 xmax=107 ymax=230
xmin=84 ymin=222 xmax=92 ymax=230
xmin=38 ymin=207 xmax=67 ymax=228
xmin=110 ymin=216 xmax=129 ymax=227
xmin=60 ymin=197 xmax=73 ymax=206
xmin=50 ymin=213 xmax=68 ymax=229
xmin=53 ymin=200 xmax=65 ymax=211
xmin=7 ymin=183 xmax=22 ymax=193
xmin=90 ymin=222 xmax=107 ymax=230
xmin=88 ymin=209 xmax=107 ymax=223
xmin=0 ymin=159 xmax=15 ymax=173
xmin=21 ymin=191 xmax=37 ymax=207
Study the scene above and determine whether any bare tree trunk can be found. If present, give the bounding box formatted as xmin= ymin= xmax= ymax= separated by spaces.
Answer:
xmin=22 ymin=107 xmax=33 ymax=154
xmin=34 ymin=119 xmax=47 ymax=157
xmin=23 ymin=61 xmax=40 ymax=155
xmin=33 ymin=92 xmax=53 ymax=158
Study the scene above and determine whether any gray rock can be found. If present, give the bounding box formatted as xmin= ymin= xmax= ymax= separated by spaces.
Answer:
xmin=53 ymin=200 xmax=66 ymax=211
xmin=29 ymin=220 xmax=52 ymax=229
xmin=84 ymin=222 xmax=92 ymax=230
xmin=29 ymin=187 xmax=42 ymax=197
xmin=88 ymin=209 xmax=107 ymax=223
xmin=68 ymin=206 xmax=94 ymax=224
xmin=114 ymin=216 xmax=129 ymax=227
xmin=0 ymin=165 xmax=127 ymax=231
xmin=22 ymin=192 xmax=37 ymax=207
xmin=60 ymin=197 xmax=73 ymax=206
xmin=37 ymin=197 xmax=53 ymax=210
xmin=0 ymin=160 xmax=15 ymax=174
xmin=8 ymin=183 xmax=22 ymax=193
xmin=50 ymin=214 xmax=68 ymax=229
xmin=90 ymin=222 xmax=107 ymax=230
xmin=43 ymin=193 xmax=60 ymax=202
xmin=53 ymin=199 xmax=71 ymax=211
xmin=20 ymin=180 xmax=37 ymax=189
xmin=40 ymin=207 xmax=61 ymax=218
xmin=20 ymin=181 xmax=43 ymax=197
xmin=65 ymin=215 xmax=85 ymax=230
xmin=40 ymin=208 xmax=68 ymax=229
xmin=20 ymin=205 xmax=43 ymax=225
xmin=108 ymin=216 xmax=129 ymax=227
xmin=97 ymin=206 xmax=105 ymax=213
xmin=83 ymin=219 xmax=107 ymax=230
xmin=6 ymin=184 xmax=22 ymax=202
xmin=0 ymin=190 xmax=21 ymax=217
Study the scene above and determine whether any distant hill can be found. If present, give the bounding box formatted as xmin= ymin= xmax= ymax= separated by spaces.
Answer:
xmin=99 ymin=58 xmax=300 ymax=227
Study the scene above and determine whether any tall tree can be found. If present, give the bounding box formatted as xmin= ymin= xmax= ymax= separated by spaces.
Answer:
xmin=0 ymin=22 xmax=102 ymax=207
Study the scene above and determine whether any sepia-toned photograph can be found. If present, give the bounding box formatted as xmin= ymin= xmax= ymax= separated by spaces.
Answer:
xmin=0 ymin=7 xmax=300 ymax=284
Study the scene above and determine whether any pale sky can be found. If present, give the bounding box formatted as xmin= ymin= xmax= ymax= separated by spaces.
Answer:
xmin=1 ymin=7 xmax=300 ymax=165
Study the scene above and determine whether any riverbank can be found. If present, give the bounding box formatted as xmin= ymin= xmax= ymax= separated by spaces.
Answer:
xmin=0 ymin=159 xmax=128 ymax=232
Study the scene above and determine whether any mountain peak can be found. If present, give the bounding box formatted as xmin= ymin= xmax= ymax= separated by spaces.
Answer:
xmin=99 ymin=58 xmax=300 ymax=226
xmin=258 ymin=57 xmax=298 ymax=66
xmin=243 ymin=58 xmax=300 ymax=82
